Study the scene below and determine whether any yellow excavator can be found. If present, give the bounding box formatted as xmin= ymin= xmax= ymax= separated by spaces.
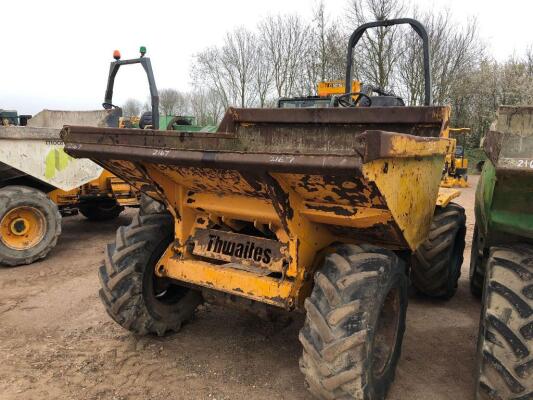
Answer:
xmin=440 ymin=127 xmax=470 ymax=188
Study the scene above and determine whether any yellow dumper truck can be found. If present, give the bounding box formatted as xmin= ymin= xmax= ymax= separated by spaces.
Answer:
xmin=62 ymin=18 xmax=466 ymax=400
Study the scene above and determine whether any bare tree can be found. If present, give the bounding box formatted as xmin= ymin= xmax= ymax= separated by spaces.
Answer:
xmin=254 ymin=46 xmax=273 ymax=107
xmin=345 ymin=0 xmax=406 ymax=90
xmin=526 ymin=45 xmax=533 ymax=77
xmin=159 ymin=88 xmax=186 ymax=116
xmin=300 ymin=1 xmax=346 ymax=94
xmin=187 ymin=88 xmax=224 ymax=126
xmin=258 ymin=14 xmax=310 ymax=97
xmin=220 ymin=27 xmax=259 ymax=107
xmin=122 ymin=98 xmax=142 ymax=117
xmin=192 ymin=27 xmax=259 ymax=108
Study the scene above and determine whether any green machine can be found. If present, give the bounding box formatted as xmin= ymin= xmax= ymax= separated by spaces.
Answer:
xmin=161 ymin=115 xmax=216 ymax=132
xmin=470 ymin=106 xmax=533 ymax=400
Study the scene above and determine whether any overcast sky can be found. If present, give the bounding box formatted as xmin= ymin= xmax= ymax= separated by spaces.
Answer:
xmin=1 ymin=0 xmax=531 ymax=114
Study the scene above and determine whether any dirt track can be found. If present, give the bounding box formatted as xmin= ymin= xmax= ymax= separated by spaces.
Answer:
xmin=0 ymin=177 xmax=480 ymax=400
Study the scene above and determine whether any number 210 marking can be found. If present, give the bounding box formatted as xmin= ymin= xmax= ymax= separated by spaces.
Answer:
xmin=517 ymin=159 xmax=533 ymax=168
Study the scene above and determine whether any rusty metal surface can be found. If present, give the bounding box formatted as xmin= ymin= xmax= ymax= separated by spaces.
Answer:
xmin=62 ymin=123 xmax=447 ymax=175
xmin=219 ymin=106 xmax=449 ymax=127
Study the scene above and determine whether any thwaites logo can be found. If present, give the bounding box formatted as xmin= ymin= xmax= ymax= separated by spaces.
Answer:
xmin=207 ymin=234 xmax=273 ymax=264
xmin=192 ymin=229 xmax=285 ymax=272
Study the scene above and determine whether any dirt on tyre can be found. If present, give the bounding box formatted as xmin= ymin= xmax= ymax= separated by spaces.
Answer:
xmin=139 ymin=193 xmax=166 ymax=216
xmin=411 ymin=202 xmax=466 ymax=299
xmin=0 ymin=185 xmax=61 ymax=267
xmin=79 ymin=199 xmax=124 ymax=221
xmin=475 ymin=244 xmax=533 ymax=400
xmin=98 ymin=211 xmax=203 ymax=336
xmin=469 ymin=223 xmax=486 ymax=298
xmin=299 ymin=244 xmax=408 ymax=400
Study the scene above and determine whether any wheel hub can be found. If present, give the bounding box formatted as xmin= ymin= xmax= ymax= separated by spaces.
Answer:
xmin=0 ymin=206 xmax=47 ymax=250
xmin=10 ymin=217 xmax=29 ymax=235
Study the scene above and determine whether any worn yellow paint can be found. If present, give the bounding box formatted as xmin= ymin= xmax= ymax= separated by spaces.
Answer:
xmin=156 ymin=250 xmax=294 ymax=308
xmin=141 ymin=144 xmax=451 ymax=307
xmin=301 ymin=202 xmax=393 ymax=228
xmin=362 ymin=155 xmax=445 ymax=251
xmin=269 ymin=173 xmax=335 ymax=296
xmin=111 ymin=127 xmax=458 ymax=309
xmin=387 ymin=135 xmax=454 ymax=158
xmin=436 ymin=187 xmax=461 ymax=207
xmin=188 ymin=192 xmax=278 ymax=224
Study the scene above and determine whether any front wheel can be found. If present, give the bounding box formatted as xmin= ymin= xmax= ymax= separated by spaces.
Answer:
xmin=98 ymin=211 xmax=202 ymax=336
xmin=474 ymin=244 xmax=533 ymax=399
xmin=299 ymin=244 xmax=407 ymax=400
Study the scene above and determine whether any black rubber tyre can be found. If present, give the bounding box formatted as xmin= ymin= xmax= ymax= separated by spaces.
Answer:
xmin=474 ymin=244 xmax=533 ymax=400
xmin=0 ymin=185 xmax=61 ymax=267
xmin=139 ymin=193 xmax=166 ymax=216
xmin=299 ymin=244 xmax=408 ymax=400
xmin=411 ymin=202 xmax=466 ymax=299
xmin=79 ymin=199 xmax=124 ymax=221
xmin=470 ymin=223 xmax=486 ymax=298
xmin=98 ymin=211 xmax=203 ymax=336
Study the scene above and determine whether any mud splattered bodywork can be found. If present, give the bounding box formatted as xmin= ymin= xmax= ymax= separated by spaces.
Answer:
xmin=62 ymin=106 xmax=453 ymax=309
xmin=476 ymin=106 xmax=533 ymax=246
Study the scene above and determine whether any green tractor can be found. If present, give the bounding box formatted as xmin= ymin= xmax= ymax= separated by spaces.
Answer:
xmin=470 ymin=106 xmax=533 ymax=399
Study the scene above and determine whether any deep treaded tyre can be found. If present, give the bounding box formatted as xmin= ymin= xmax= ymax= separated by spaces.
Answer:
xmin=299 ymin=244 xmax=408 ymax=400
xmin=79 ymin=199 xmax=124 ymax=221
xmin=475 ymin=244 xmax=533 ymax=400
xmin=411 ymin=202 xmax=466 ymax=299
xmin=139 ymin=193 xmax=166 ymax=216
xmin=470 ymin=223 xmax=485 ymax=298
xmin=98 ymin=212 xmax=202 ymax=336
xmin=0 ymin=185 xmax=61 ymax=266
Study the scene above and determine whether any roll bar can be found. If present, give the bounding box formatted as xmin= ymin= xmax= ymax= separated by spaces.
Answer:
xmin=104 ymin=57 xmax=159 ymax=130
xmin=344 ymin=18 xmax=432 ymax=105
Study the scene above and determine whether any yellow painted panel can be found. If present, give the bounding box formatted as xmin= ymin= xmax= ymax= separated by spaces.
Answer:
xmin=157 ymin=253 xmax=294 ymax=308
xmin=188 ymin=192 xmax=278 ymax=224
xmin=387 ymin=135 xmax=454 ymax=158
xmin=436 ymin=188 xmax=461 ymax=206
xmin=363 ymin=155 xmax=444 ymax=251
xmin=301 ymin=202 xmax=393 ymax=228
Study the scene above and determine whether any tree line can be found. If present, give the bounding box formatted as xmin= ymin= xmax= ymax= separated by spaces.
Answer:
xmin=123 ymin=0 xmax=533 ymax=147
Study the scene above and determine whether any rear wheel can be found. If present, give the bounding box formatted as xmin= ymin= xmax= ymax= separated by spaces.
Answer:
xmin=411 ymin=202 xmax=466 ymax=299
xmin=79 ymin=198 xmax=124 ymax=221
xmin=475 ymin=244 xmax=533 ymax=400
xmin=0 ymin=186 xmax=61 ymax=266
xmin=299 ymin=244 xmax=407 ymax=400
xmin=98 ymin=210 xmax=202 ymax=336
